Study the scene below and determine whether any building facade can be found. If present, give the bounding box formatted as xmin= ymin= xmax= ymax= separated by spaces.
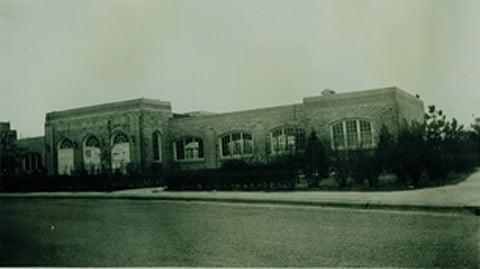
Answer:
xmin=17 ymin=87 xmax=424 ymax=175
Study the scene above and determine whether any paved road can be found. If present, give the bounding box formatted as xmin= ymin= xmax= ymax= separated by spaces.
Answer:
xmin=0 ymin=198 xmax=478 ymax=267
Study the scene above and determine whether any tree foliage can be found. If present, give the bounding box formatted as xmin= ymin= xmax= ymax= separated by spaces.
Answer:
xmin=303 ymin=130 xmax=330 ymax=186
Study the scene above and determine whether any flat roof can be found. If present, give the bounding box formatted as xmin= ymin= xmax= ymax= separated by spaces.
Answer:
xmin=46 ymin=98 xmax=171 ymax=121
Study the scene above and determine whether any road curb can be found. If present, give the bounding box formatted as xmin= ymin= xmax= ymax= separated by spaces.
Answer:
xmin=1 ymin=192 xmax=478 ymax=215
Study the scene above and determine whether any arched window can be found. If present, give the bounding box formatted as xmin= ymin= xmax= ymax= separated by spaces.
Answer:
xmin=57 ymin=138 xmax=74 ymax=175
xmin=85 ymin=136 xmax=100 ymax=147
xmin=111 ymin=132 xmax=130 ymax=172
xmin=59 ymin=139 xmax=74 ymax=149
xmin=83 ymin=135 xmax=101 ymax=174
xmin=270 ymin=126 xmax=305 ymax=155
xmin=331 ymin=119 xmax=374 ymax=149
xmin=152 ymin=132 xmax=161 ymax=162
xmin=220 ymin=132 xmax=253 ymax=158
xmin=174 ymin=137 xmax=203 ymax=161
xmin=113 ymin=132 xmax=129 ymax=144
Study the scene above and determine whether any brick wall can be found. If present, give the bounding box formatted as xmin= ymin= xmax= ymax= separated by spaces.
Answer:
xmin=169 ymin=103 xmax=305 ymax=170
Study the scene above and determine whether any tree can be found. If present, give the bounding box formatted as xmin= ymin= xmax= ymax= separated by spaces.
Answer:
xmin=390 ymin=121 xmax=425 ymax=186
xmin=0 ymin=131 xmax=23 ymax=177
xmin=375 ymin=125 xmax=394 ymax=175
xmin=303 ymin=130 xmax=330 ymax=186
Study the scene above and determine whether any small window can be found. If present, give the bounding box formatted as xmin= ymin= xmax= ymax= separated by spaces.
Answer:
xmin=152 ymin=132 xmax=161 ymax=162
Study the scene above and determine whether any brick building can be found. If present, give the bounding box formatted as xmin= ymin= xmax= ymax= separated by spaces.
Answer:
xmin=17 ymin=86 xmax=424 ymax=175
xmin=0 ymin=122 xmax=19 ymax=174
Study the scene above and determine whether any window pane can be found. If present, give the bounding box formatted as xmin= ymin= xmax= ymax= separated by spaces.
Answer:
xmin=332 ymin=123 xmax=344 ymax=148
xmin=113 ymin=133 xmax=128 ymax=144
xmin=346 ymin=120 xmax=358 ymax=147
xmin=278 ymin=135 xmax=286 ymax=152
xmin=285 ymin=128 xmax=295 ymax=136
xmin=185 ymin=140 xmax=199 ymax=159
xmin=272 ymin=129 xmax=282 ymax=138
xmin=198 ymin=139 xmax=204 ymax=158
xmin=359 ymin=120 xmax=373 ymax=146
xmin=286 ymin=135 xmax=296 ymax=151
xmin=360 ymin=120 xmax=371 ymax=132
xmin=232 ymin=133 xmax=241 ymax=141
xmin=86 ymin=136 xmax=99 ymax=147
xmin=60 ymin=139 xmax=73 ymax=149
xmin=232 ymin=141 xmax=242 ymax=155
xmin=244 ymin=140 xmax=253 ymax=154
xmin=295 ymin=129 xmax=305 ymax=149
xmin=221 ymin=136 xmax=230 ymax=156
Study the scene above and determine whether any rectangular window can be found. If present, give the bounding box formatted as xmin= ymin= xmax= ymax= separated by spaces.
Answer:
xmin=359 ymin=120 xmax=373 ymax=146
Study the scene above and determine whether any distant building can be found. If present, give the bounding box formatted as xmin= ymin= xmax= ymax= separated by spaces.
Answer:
xmin=0 ymin=122 xmax=18 ymax=174
xmin=17 ymin=86 xmax=424 ymax=175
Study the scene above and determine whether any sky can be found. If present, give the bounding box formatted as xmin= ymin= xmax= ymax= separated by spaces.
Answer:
xmin=0 ymin=0 xmax=479 ymax=138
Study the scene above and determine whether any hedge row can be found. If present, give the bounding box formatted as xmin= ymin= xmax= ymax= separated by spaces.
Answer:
xmin=165 ymin=168 xmax=297 ymax=191
xmin=0 ymin=174 xmax=163 ymax=192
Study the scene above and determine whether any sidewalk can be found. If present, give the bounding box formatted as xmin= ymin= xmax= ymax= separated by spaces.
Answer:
xmin=2 ymin=169 xmax=480 ymax=215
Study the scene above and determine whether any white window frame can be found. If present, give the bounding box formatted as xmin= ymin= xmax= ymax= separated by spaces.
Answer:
xmin=219 ymin=132 xmax=253 ymax=159
xmin=270 ymin=127 xmax=300 ymax=156
xmin=330 ymin=119 xmax=374 ymax=150
xmin=173 ymin=137 xmax=204 ymax=162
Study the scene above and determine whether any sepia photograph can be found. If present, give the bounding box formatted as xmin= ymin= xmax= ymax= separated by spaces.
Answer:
xmin=0 ymin=0 xmax=479 ymax=267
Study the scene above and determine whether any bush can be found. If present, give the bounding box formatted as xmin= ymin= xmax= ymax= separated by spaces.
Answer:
xmin=318 ymin=178 xmax=339 ymax=190
xmin=165 ymin=159 xmax=297 ymax=191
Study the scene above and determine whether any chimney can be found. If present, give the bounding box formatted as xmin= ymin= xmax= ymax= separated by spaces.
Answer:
xmin=321 ymin=88 xmax=336 ymax=95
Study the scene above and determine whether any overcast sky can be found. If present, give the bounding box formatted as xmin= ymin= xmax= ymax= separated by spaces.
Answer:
xmin=1 ymin=0 xmax=479 ymax=137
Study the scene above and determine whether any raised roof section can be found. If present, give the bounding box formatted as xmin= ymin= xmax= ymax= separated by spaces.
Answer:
xmin=303 ymin=86 xmax=422 ymax=105
xmin=46 ymin=98 xmax=172 ymax=121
